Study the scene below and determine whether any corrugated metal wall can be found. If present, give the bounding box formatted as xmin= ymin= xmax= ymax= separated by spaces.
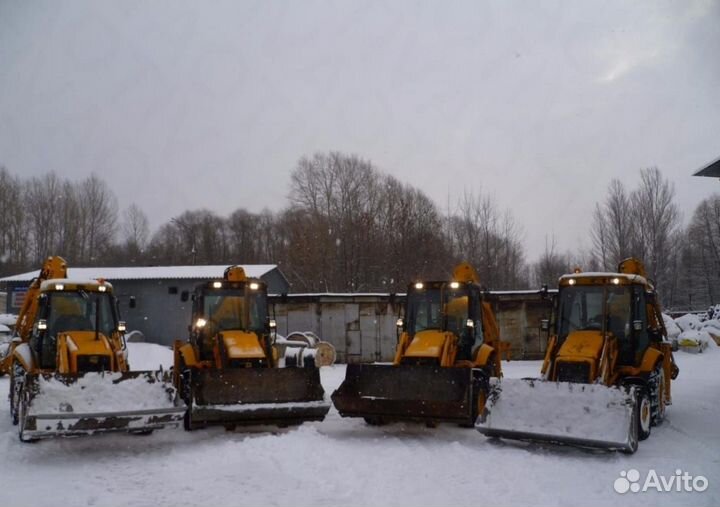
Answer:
xmin=272 ymin=292 xmax=553 ymax=362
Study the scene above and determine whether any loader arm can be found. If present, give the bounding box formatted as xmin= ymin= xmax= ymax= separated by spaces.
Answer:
xmin=14 ymin=257 xmax=68 ymax=341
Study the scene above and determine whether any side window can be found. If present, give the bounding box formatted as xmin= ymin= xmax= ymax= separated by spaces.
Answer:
xmin=633 ymin=287 xmax=649 ymax=354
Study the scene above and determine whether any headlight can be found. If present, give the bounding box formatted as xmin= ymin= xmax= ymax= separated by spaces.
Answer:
xmin=196 ymin=318 xmax=207 ymax=328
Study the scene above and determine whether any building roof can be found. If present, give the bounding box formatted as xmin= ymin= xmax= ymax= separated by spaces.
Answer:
xmin=0 ymin=265 xmax=279 ymax=283
xmin=693 ymin=156 xmax=720 ymax=177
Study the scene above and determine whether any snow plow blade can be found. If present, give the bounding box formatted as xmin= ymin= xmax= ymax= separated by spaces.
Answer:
xmin=475 ymin=378 xmax=638 ymax=452
xmin=186 ymin=367 xmax=330 ymax=429
xmin=20 ymin=371 xmax=184 ymax=441
xmin=331 ymin=364 xmax=486 ymax=425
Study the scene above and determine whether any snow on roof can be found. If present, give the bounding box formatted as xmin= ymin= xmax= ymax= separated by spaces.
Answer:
xmin=0 ymin=265 xmax=278 ymax=283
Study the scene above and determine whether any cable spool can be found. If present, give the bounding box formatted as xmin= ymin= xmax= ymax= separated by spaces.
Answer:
xmin=278 ymin=332 xmax=336 ymax=368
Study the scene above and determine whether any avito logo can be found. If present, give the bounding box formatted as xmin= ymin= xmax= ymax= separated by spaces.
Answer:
xmin=614 ymin=469 xmax=709 ymax=494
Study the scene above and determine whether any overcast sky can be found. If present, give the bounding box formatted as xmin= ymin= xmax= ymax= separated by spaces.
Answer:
xmin=1 ymin=0 xmax=718 ymax=261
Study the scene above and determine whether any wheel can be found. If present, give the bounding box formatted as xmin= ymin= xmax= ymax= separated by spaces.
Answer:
xmin=183 ymin=408 xmax=194 ymax=431
xmin=10 ymin=362 xmax=26 ymax=426
xmin=637 ymin=389 xmax=652 ymax=441
xmin=363 ymin=416 xmax=386 ymax=426
xmin=648 ymin=363 xmax=666 ymax=426
xmin=17 ymin=386 xmax=37 ymax=443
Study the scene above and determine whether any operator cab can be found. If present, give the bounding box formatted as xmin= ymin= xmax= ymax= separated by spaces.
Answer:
xmin=404 ymin=280 xmax=484 ymax=361
xmin=555 ymin=277 xmax=658 ymax=366
xmin=190 ymin=278 xmax=270 ymax=360
xmin=31 ymin=280 xmax=121 ymax=369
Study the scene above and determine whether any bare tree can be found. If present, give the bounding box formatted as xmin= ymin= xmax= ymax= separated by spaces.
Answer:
xmin=631 ymin=168 xmax=681 ymax=296
xmin=0 ymin=167 xmax=27 ymax=274
xmin=532 ymin=235 xmax=570 ymax=287
xmin=76 ymin=174 xmax=119 ymax=265
xmin=445 ymin=190 xmax=527 ymax=289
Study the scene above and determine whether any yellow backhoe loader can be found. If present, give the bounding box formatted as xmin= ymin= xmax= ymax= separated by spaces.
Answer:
xmin=332 ymin=263 xmax=503 ymax=426
xmin=8 ymin=256 xmax=184 ymax=442
xmin=173 ymin=266 xmax=332 ymax=430
xmin=476 ymin=258 xmax=679 ymax=453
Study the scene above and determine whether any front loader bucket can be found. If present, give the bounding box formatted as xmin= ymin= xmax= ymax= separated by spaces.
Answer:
xmin=331 ymin=364 xmax=486 ymax=425
xmin=476 ymin=378 xmax=638 ymax=453
xmin=186 ymin=367 xmax=330 ymax=429
xmin=20 ymin=371 xmax=184 ymax=441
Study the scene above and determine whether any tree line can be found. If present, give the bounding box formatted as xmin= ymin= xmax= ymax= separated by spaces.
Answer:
xmin=0 ymin=155 xmax=717 ymax=309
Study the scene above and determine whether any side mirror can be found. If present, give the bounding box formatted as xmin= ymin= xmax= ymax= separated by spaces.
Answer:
xmin=118 ymin=321 xmax=126 ymax=332
xmin=540 ymin=319 xmax=550 ymax=332
xmin=180 ymin=291 xmax=189 ymax=302
xmin=129 ymin=296 xmax=137 ymax=309
xmin=633 ymin=320 xmax=643 ymax=332
xmin=37 ymin=319 xmax=48 ymax=330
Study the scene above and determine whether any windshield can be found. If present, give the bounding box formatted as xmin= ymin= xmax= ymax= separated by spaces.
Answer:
xmin=407 ymin=285 xmax=470 ymax=335
xmin=45 ymin=291 xmax=117 ymax=338
xmin=203 ymin=289 xmax=267 ymax=333
xmin=557 ymin=285 xmax=632 ymax=341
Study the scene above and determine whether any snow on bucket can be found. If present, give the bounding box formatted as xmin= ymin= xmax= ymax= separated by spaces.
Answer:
xmin=476 ymin=378 xmax=637 ymax=452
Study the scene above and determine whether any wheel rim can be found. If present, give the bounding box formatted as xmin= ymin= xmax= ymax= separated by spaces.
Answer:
xmin=640 ymin=396 xmax=651 ymax=433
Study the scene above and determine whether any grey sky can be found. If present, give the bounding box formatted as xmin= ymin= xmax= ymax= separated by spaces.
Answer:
xmin=1 ymin=0 xmax=718 ymax=261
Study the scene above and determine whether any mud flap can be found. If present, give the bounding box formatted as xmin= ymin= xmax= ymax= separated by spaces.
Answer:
xmin=186 ymin=367 xmax=330 ymax=428
xmin=475 ymin=378 xmax=638 ymax=453
xmin=331 ymin=364 xmax=486 ymax=425
xmin=20 ymin=371 xmax=184 ymax=441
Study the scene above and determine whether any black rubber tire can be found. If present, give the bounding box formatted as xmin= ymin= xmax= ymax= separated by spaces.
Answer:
xmin=10 ymin=362 xmax=25 ymax=426
xmin=183 ymin=408 xmax=194 ymax=432
xmin=363 ymin=416 xmax=386 ymax=426
xmin=649 ymin=363 xmax=666 ymax=426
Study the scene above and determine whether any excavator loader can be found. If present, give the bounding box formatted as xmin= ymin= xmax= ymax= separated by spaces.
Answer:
xmin=332 ymin=263 xmax=503 ymax=426
xmin=173 ymin=266 xmax=332 ymax=430
xmin=476 ymin=258 xmax=679 ymax=453
xmin=8 ymin=257 xmax=184 ymax=442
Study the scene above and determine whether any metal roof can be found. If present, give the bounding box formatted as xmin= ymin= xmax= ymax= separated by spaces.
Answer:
xmin=0 ymin=265 xmax=279 ymax=283
xmin=693 ymin=156 xmax=720 ymax=177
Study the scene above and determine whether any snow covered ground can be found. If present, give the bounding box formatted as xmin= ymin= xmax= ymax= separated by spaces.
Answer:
xmin=0 ymin=343 xmax=717 ymax=507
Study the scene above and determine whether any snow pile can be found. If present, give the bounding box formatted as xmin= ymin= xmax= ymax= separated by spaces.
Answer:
xmin=478 ymin=378 xmax=634 ymax=448
xmin=674 ymin=313 xmax=702 ymax=332
xmin=662 ymin=313 xmax=681 ymax=339
xmin=29 ymin=372 xmax=177 ymax=415
xmin=676 ymin=330 xmax=711 ymax=353
xmin=669 ymin=312 xmax=720 ymax=352
xmin=700 ymin=319 xmax=720 ymax=345
xmin=126 ymin=342 xmax=173 ymax=371
xmin=704 ymin=304 xmax=720 ymax=321
xmin=0 ymin=314 xmax=16 ymax=327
